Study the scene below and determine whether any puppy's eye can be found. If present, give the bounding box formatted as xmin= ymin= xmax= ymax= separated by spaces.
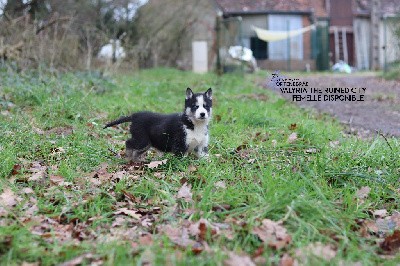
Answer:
xmin=203 ymin=104 xmax=207 ymax=108
xmin=193 ymin=105 xmax=199 ymax=109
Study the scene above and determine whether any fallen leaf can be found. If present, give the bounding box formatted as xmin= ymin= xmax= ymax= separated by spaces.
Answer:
xmin=215 ymin=181 xmax=226 ymax=189
xmin=356 ymin=186 xmax=370 ymax=199
xmin=162 ymin=225 xmax=197 ymax=247
xmin=0 ymin=188 xmax=18 ymax=207
xmin=224 ymin=252 xmax=255 ymax=266
xmin=139 ymin=234 xmax=153 ymax=246
xmin=188 ymin=219 xmax=218 ymax=241
xmin=191 ymin=242 xmax=204 ymax=254
xmin=21 ymin=188 xmax=33 ymax=195
xmin=153 ymin=172 xmax=165 ymax=178
xmin=236 ymin=143 xmax=249 ymax=152
xmin=288 ymin=132 xmax=298 ymax=143
xmin=11 ymin=164 xmax=21 ymax=175
xmin=380 ymin=230 xmax=400 ymax=254
xmin=50 ymin=175 xmax=64 ymax=185
xmin=146 ymin=159 xmax=167 ymax=169
xmin=111 ymin=216 xmax=126 ymax=227
xmin=373 ymin=209 xmax=388 ymax=218
xmin=289 ymin=123 xmax=297 ymax=130
xmin=252 ymin=219 xmax=292 ymax=249
xmin=188 ymin=165 xmax=197 ymax=172
xmin=114 ymin=208 xmax=141 ymax=219
xmin=58 ymin=253 xmax=95 ymax=266
xmin=295 ymin=242 xmax=336 ymax=262
xmin=177 ymin=183 xmax=193 ymax=202
xmin=121 ymin=190 xmax=135 ymax=202
xmin=279 ymin=253 xmax=294 ymax=266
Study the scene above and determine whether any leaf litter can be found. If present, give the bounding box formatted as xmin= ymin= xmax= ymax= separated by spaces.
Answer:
xmin=4 ymin=147 xmax=399 ymax=265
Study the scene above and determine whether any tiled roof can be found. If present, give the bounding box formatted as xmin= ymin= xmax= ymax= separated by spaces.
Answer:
xmin=215 ymin=0 xmax=328 ymax=17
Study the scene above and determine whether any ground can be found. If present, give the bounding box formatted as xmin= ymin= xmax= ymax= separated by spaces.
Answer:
xmin=0 ymin=68 xmax=399 ymax=265
xmin=264 ymin=72 xmax=400 ymax=137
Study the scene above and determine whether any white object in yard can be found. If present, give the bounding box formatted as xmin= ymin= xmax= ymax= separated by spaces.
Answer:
xmin=228 ymin=46 xmax=253 ymax=62
xmin=98 ymin=39 xmax=126 ymax=62
xmin=228 ymin=46 xmax=258 ymax=71
xmin=192 ymin=41 xmax=208 ymax=73
xmin=332 ymin=60 xmax=352 ymax=74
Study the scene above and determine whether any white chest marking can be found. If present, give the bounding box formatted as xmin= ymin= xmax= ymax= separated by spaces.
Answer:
xmin=185 ymin=124 xmax=208 ymax=152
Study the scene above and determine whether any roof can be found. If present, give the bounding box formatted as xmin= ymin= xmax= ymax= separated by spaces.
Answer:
xmin=215 ymin=0 xmax=328 ymax=17
xmin=354 ymin=0 xmax=400 ymax=17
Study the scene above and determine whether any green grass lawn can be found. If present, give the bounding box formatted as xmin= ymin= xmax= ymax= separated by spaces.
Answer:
xmin=0 ymin=68 xmax=399 ymax=265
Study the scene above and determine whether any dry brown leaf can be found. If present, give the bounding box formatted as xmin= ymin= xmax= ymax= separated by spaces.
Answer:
xmin=11 ymin=164 xmax=21 ymax=175
xmin=162 ymin=225 xmax=197 ymax=247
xmin=372 ymin=209 xmax=388 ymax=218
xmin=215 ymin=181 xmax=226 ymax=189
xmin=188 ymin=165 xmax=197 ymax=172
xmin=295 ymin=242 xmax=336 ymax=262
xmin=146 ymin=159 xmax=167 ymax=169
xmin=252 ymin=219 xmax=292 ymax=249
xmin=22 ymin=187 xmax=34 ymax=194
xmin=29 ymin=162 xmax=47 ymax=173
xmin=0 ymin=188 xmax=18 ymax=207
xmin=28 ymin=171 xmax=46 ymax=181
xmin=111 ymin=216 xmax=126 ymax=227
xmin=50 ymin=175 xmax=64 ymax=185
xmin=380 ymin=230 xmax=400 ymax=254
xmin=139 ymin=234 xmax=153 ymax=246
xmin=279 ymin=253 xmax=294 ymax=266
xmin=356 ymin=186 xmax=370 ymax=199
xmin=189 ymin=219 xmax=215 ymax=240
xmin=114 ymin=208 xmax=141 ymax=219
xmin=58 ymin=253 xmax=95 ymax=266
xmin=177 ymin=182 xmax=193 ymax=202
xmin=121 ymin=190 xmax=135 ymax=202
xmin=224 ymin=252 xmax=256 ymax=266
xmin=288 ymin=132 xmax=298 ymax=143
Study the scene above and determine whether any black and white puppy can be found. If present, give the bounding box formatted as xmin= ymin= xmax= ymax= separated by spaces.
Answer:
xmin=104 ymin=88 xmax=212 ymax=161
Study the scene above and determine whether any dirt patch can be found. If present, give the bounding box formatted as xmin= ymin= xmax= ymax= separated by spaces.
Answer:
xmin=264 ymin=73 xmax=400 ymax=137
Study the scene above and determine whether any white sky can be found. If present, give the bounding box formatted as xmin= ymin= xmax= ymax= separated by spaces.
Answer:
xmin=0 ymin=0 xmax=6 ymax=15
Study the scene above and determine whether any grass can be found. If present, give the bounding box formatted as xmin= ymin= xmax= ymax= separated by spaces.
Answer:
xmin=0 ymin=67 xmax=399 ymax=265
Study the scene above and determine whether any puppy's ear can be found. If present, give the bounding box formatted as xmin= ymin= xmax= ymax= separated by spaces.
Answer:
xmin=186 ymin=88 xmax=193 ymax=99
xmin=205 ymin=88 xmax=212 ymax=99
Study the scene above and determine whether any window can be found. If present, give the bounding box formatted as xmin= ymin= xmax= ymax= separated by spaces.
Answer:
xmin=250 ymin=37 xmax=268 ymax=59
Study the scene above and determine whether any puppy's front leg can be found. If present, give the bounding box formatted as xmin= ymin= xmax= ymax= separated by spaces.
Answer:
xmin=195 ymin=145 xmax=209 ymax=158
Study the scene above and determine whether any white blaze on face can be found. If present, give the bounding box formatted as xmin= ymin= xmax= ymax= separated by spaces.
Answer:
xmin=195 ymin=95 xmax=209 ymax=120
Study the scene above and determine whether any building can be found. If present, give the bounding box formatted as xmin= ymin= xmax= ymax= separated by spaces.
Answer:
xmin=329 ymin=0 xmax=400 ymax=70
xmin=214 ymin=0 xmax=329 ymax=71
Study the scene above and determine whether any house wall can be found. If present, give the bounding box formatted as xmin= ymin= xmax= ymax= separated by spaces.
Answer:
xmin=354 ymin=17 xmax=400 ymax=70
xmin=302 ymin=16 xmax=312 ymax=60
xmin=380 ymin=18 xmax=400 ymax=69
xmin=237 ymin=13 xmax=314 ymax=71
xmin=268 ymin=14 xmax=304 ymax=60
xmin=329 ymin=0 xmax=353 ymax=26
xmin=354 ymin=18 xmax=371 ymax=70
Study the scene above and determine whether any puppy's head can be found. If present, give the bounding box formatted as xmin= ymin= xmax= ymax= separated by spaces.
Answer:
xmin=185 ymin=88 xmax=212 ymax=122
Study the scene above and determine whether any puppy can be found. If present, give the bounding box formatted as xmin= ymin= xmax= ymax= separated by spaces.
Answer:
xmin=104 ymin=88 xmax=212 ymax=161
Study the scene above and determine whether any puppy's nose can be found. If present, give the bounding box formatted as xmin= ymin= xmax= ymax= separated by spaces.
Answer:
xmin=200 ymin=112 xmax=205 ymax=117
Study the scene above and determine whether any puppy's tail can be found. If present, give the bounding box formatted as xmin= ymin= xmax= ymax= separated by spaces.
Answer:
xmin=103 ymin=115 xmax=132 ymax=129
